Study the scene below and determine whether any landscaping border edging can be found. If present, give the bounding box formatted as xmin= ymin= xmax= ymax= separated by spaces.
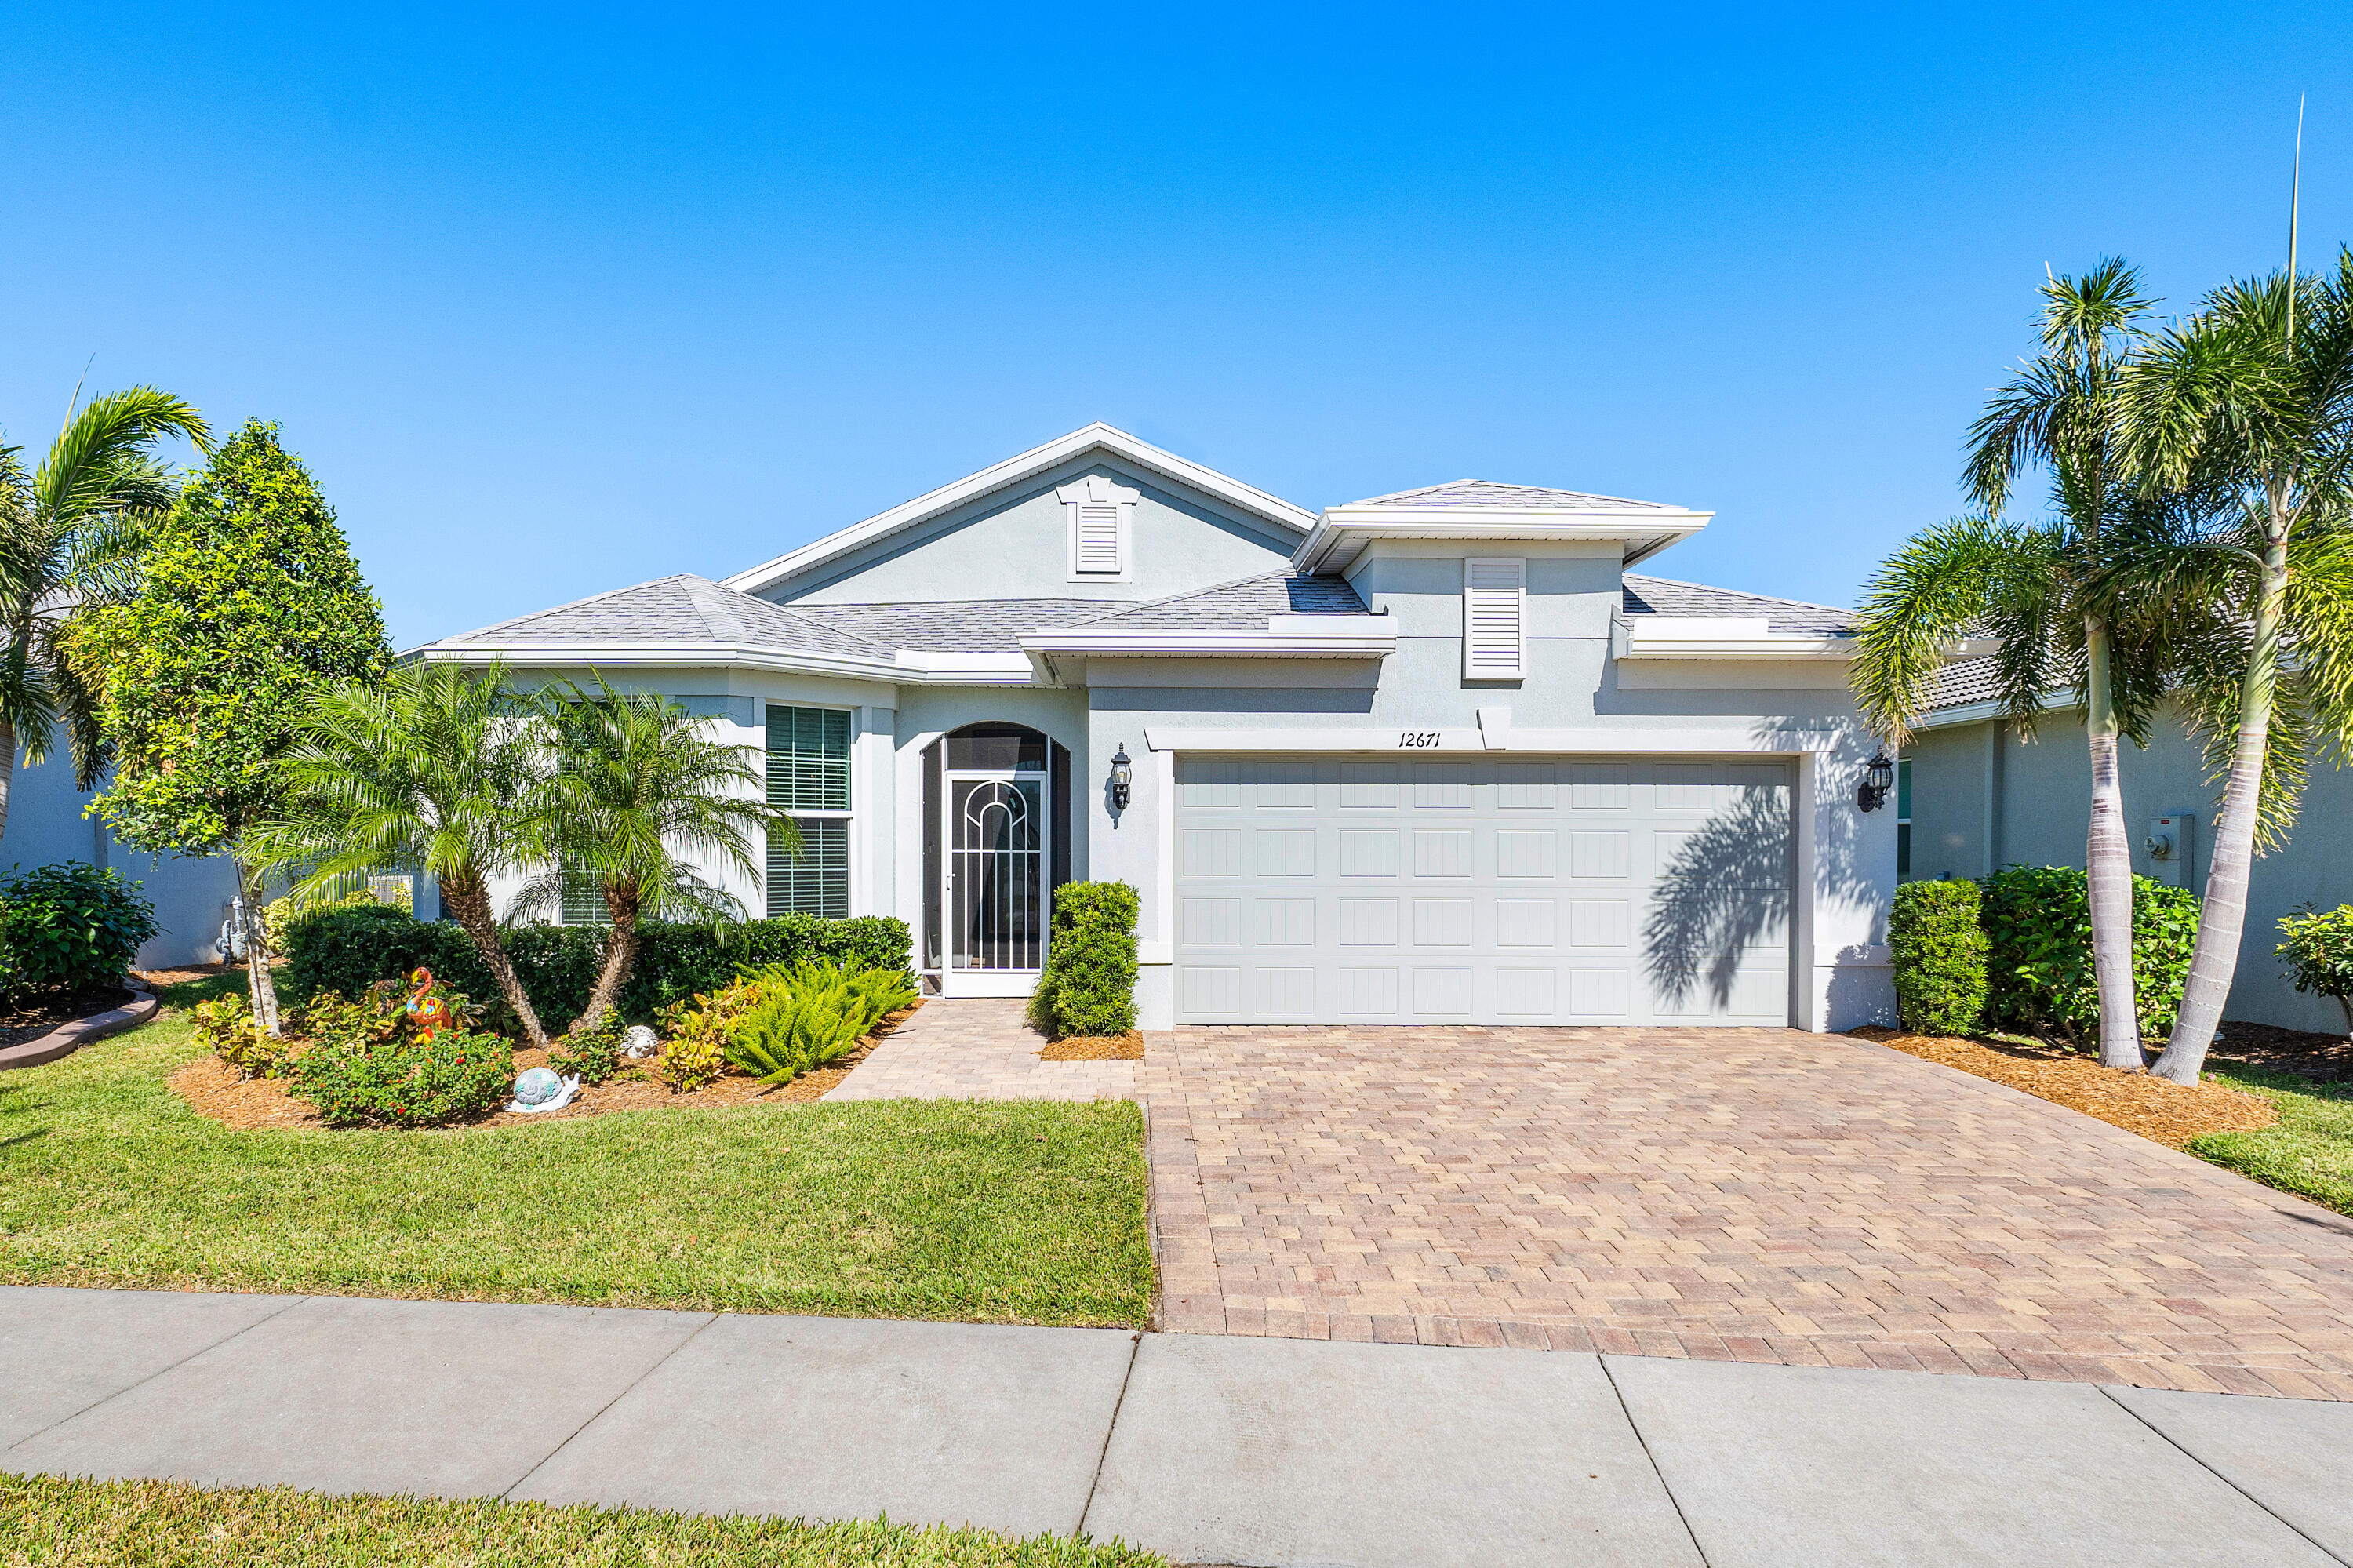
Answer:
xmin=0 ymin=987 xmax=159 ymax=1071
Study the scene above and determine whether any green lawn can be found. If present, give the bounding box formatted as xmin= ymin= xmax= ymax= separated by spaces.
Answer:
xmin=2191 ymin=1064 xmax=2353 ymax=1217
xmin=0 ymin=1473 xmax=1168 ymax=1567
xmin=0 ymin=992 xmax=1152 ymax=1326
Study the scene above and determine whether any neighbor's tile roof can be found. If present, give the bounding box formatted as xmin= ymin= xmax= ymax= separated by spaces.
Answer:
xmin=1925 ymin=655 xmax=2006 ymax=710
xmin=1347 ymin=479 xmax=1684 ymax=512
xmin=437 ymin=575 xmax=889 ymax=659
xmin=1063 ymin=571 xmax=1370 ymax=631
xmin=783 ymin=599 xmax=1120 ymax=653
xmin=1619 ymin=574 xmax=1857 ymax=636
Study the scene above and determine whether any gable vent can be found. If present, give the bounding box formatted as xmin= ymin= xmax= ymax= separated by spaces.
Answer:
xmin=1075 ymin=504 xmax=1122 ymax=573
xmin=1463 ymin=557 xmax=1526 ymax=679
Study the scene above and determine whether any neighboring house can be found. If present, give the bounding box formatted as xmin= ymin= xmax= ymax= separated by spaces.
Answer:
xmin=421 ymin=424 xmax=1898 ymax=1031
xmin=0 ymin=751 xmax=239 ymax=970
xmin=1904 ymin=662 xmax=2351 ymax=1034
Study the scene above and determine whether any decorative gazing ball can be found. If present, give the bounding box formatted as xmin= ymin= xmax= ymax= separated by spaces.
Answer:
xmin=621 ymin=1025 xmax=660 ymax=1060
xmin=513 ymin=1067 xmax=566 ymax=1106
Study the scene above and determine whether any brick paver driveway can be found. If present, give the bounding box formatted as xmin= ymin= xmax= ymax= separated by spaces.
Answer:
xmin=1142 ymin=1025 xmax=2353 ymax=1399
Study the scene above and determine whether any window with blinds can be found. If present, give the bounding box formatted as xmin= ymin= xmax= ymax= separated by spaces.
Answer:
xmin=768 ymin=705 xmax=852 ymax=918
xmin=1074 ymin=504 xmax=1122 ymax=574
xmin=559 ymin=870 xmax=603 ymax=926
xmin=1462 ymin=557 xmax=1527 ymax=680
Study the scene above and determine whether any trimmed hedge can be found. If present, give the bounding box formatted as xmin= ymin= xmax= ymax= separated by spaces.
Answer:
xmin=282 ymin=906 xmax=912 ymax=1031
xmin=1978 ymin=864 xmax=2199 ymax=1039
xmin=1887 ymin=879 xmax=1988 ymax=1036
xmin=1027 ymin=881 xmax=1140 ymax=1039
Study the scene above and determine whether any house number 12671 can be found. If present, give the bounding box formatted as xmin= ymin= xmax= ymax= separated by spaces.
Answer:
xmin=1397 ymin=731 xmax=1443 ymax=748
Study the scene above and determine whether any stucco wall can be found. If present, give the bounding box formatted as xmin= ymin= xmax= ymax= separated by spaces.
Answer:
xmin=1082 ymin=544 xmax=1896 ymax=1032
xmin=0 ymin=750 xmax=238 ymax=969
xmin=1907 ymin=702 xmax=2353 ymax=1032
xmin=762 ymin=456 xmax=1300 ymax=607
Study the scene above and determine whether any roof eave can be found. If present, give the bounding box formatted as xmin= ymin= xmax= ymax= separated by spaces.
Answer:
xmin=1293 ymin=511 xmax=1711 ymax=575
xmin=722 ymin=424 xmax=1319 ymax=598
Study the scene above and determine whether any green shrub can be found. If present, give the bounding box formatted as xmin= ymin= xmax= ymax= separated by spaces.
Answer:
xmin=1027 ymin=882 xmax=1140 ymax=1039
xmin=1889 ymin=879 xmax=1988 ymax=1035
xmin=725 ymin=959 xmax=918 ymax=1086
xmin=191 ymin=993 xmax=287 ymax=1079
xmin=2277 ymin=904 xmax=2353 ymax=1034
xmin=0 ymin=862 xmax=160 ymax=996
xmin=287 ymin=973 xmax=511 ymax=1127
xmin=281 ymin=908 xmax=913 ymax=1031
xmin=1978 ymin=864 xmax=2199 ymax=1039
xmin=550 ymin=1008 xmax=628 ymax=1084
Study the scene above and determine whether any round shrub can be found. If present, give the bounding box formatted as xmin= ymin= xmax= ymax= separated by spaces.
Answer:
xmin=0 ymin=862 xmax=159 ymax=996
xmin=1979 ymin=864 xmax=2198 ymax=1039
xmin=287 ymin=1028 xmax=515 ymax=1128
xmin=1889 ymin=879 xmax=1988 ymax=1035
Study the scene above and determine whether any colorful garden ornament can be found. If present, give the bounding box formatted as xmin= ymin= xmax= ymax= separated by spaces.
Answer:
xmin=404 ymin=968 xmax=454 ymax=1042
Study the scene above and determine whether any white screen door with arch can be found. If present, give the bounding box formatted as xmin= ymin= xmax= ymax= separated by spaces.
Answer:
xmin=944 ymin=775 xmax=1047 ymax=995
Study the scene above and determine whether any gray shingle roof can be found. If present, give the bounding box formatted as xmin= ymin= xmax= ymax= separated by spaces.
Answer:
xmin=1062 ymin=571 xmax=1370 ymax=631
xmin=1350 ymin=479 xmax=1682 ymax=512
xmin=1620 ymin=574 xmax=1856 ymax=636
xmin=438 ymin=575 xmax=889 ymax=659
xmin=782 ymin=599 xmax=1122 ymax=653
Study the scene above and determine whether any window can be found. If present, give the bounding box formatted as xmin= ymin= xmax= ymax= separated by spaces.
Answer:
xmin=1056 ymin=475 xmax=1138 ymax=581
xmin=1462 ymin=558 xmax=1527 ymax=680
xmin=1896 ymin=757 xmax=1912 ymax=879
xmin=768 ymin=705 xmax=852 ymax=918
xmin=560 ymin=870 xmax=602 ymax=926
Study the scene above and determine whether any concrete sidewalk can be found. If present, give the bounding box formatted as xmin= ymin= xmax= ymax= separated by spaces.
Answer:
xmin=5 ymin=1287 xmax=2352 ymax=1567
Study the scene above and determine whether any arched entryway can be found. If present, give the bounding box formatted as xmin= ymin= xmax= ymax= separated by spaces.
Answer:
xmin=921 ymin=723 xmax=1071 ymax=995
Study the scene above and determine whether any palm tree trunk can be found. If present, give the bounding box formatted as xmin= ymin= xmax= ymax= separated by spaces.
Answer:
xmin=0 ymin=717 xmax=15 ymax=845
xmin=437 ymin=872 xmax=550 ymax=1050
xmin=2151 ymin=522 xmax=2290 ymax=1085
xmin=571 ymin=881 xmax=642 ymax=1032
xmin=234 ymin=851 xmax=282 ymax=1036
xmin=2082 ymin=617 xmax=2143 ymax=1068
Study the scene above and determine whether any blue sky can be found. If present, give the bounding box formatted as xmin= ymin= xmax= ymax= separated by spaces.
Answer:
xmin=5 ymin=3 xmax=2345 ymax=648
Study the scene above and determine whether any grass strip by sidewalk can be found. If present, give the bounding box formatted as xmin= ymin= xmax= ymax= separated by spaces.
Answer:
xmin=0 ymin=1472 xmax=1169 ymax=1567
xmin=0 ymin=1002 xmax=1152 ymax=1326
xmin=2189 ymin=1065 xmax=2353 ymax=1217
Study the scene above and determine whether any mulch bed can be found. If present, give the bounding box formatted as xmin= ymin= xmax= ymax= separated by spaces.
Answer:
xmin=1037 ymin=1031 xmax=1144 ymax=1061
xmin=1849 ymin=1026 xmax=2278 ymax=1148
xmin=169 ymin=1002 xmax=922 ymax=1133
xmin=0 ymin=988 xmax=137 ymax=1050
xmin=2209 ymin=1020 xmax=2353 ymax=1081
xmin=135 ymin=962 xmax=248 ymax=989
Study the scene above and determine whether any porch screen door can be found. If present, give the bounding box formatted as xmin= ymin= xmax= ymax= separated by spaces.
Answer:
xmin=949 ymin=778 xmax=1045 ymax=973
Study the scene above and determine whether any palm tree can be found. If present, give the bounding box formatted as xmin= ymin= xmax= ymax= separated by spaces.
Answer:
xmin=2113 ymin=250 xmax=2353 ymax=1084
xmin=0 ymin=387 xmax=211 ymax=840
xmin=522 ymin=674 xmax=787 ymax=1032
xmin=251 ymin=661 xmax=562 ymax=1048
xmin=1850 ymin=260 xmax=2165 ymax=1068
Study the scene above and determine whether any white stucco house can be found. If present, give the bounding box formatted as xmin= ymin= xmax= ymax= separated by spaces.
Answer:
xmin=413 ymin=424 xmax=1897 ymax=1031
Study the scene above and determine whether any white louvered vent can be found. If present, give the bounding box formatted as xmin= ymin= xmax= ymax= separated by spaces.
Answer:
xmin=1463 ymin=557 xmax=1526 ymax=679
xmin=1075 ymin=504 xmax=1122 ymax=573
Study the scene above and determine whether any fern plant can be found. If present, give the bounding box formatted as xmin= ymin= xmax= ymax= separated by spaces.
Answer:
xmin=724 ymin=960 xmax=915 ymax=1087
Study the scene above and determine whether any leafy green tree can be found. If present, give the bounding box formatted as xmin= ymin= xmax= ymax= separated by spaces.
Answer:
xmin=0 ymin=387 xmax=210 ymax=840
xmin=2111 ymin=250 xmax=2353 ymax=1082
xmin=522 ymin=675 xmax=786 ymax=1033
xmin=83 ymin=420 xmax=390 ymax=1032
xmin=1850 ymin=261 xmax=2169 ymax=1068
xmin=249 ymin=662 xmax=562 ymax=1049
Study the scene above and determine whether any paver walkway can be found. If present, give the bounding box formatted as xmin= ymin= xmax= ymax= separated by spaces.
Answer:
xmin=10 ymin=1286 xmax=2353 ymax=1568
xmin=1144 ymin=1024 xmax=2353 ymax=1399
xmin=823 ymin=998 xmax=1136 ymax=1101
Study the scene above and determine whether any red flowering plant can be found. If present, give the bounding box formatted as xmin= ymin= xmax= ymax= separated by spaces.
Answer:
xmin=286 ymin=974 xmax=511 ymax=1128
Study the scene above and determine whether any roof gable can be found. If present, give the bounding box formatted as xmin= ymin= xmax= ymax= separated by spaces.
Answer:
xmin=723 ymin=424 xmax=1318 ymax=599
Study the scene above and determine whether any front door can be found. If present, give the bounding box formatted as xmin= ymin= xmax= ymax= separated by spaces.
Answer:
xmin=944 ymin=774 xmax=1048 ymax=995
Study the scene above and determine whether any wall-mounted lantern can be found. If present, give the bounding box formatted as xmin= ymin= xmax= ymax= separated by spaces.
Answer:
xmin=1109 ymin=744 xmax=1133 ymax=813
xmin=1857 ymin=749 xmax=1894 ymax=813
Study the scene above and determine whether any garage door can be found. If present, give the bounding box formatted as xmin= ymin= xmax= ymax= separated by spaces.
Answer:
xmin=1172 ymin=756 xmax=1792 ymax=1025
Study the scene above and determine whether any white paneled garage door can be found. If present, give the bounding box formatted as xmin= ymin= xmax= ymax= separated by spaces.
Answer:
xmin=1172 ymin=756 xmax=1792 ymax=1026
